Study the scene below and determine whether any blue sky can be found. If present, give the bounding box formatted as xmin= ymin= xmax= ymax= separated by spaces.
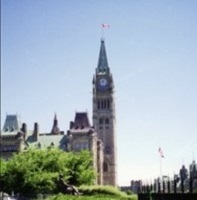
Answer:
xmin=1 ymin=0 xmax=197 ymax=186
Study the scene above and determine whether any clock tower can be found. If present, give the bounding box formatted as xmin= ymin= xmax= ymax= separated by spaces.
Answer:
xmin=92 ymin=39 xmax=117 ymax=186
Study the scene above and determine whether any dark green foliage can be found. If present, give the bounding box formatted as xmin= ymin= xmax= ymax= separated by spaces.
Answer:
xmin=125 ymin=190 xmax=133 ymax=195
xmin=1 ymin=149 xmax=95 ymax=194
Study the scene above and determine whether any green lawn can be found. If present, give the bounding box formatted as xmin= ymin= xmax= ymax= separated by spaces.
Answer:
xmin=47 ymin=193 xmax=138 ymax=200
xmin=46 ymin=185 xmax=138 ymax=200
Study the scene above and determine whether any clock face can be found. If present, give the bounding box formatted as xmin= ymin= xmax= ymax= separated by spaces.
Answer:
xmin=99 ymin=78 xmax=107 ymax=86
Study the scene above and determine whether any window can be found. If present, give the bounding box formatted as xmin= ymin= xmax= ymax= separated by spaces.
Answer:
xmin=99 ymin=118 xmax=103 ymax=124
xmin=107 ymin=100 xmax=110 ymax=109
xmin=103 ymin=162 xmax=108 ymax=172
xmin=83 ymin=142 xmax=89 ymax=149
xmin=97 ymin=100 xmax=100 ymax=109
xmin=105 ymin=118 xmax=109 ymax=124
xmin=75 ymin=143 xmax=80 ymax=149
xmin=38 ymin=143 xmax=41 ymax=149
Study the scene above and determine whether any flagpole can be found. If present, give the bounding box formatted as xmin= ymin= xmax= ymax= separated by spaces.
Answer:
xmin=158 ymin=147 xmax=164 ymax=192
xmin=159 ymin=154 xmax=163 ymax=192
xmin=101 ymin=24 xmax=110 ymax=40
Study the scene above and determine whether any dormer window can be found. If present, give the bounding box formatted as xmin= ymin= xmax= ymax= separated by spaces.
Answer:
xmin=38 ymin=142 xmax=41 ymax=149
xmin=51 ymin=142 xmax=54 ymax=147
xmin=75 ymin=124 xmax=79 ymax=129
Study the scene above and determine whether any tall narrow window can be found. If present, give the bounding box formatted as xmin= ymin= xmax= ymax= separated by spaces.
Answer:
xmin=99 ymin=118 xmax=103 ymax=124
xmin=97 ymin=100 xmax=100 ymax=109
xmin=107 ymin=100 xmax=110 ymax=109
xmin=103 ymin=162 xmax=108 ymax=172
xmin=105 ymin=118 xmax=109 ymax=124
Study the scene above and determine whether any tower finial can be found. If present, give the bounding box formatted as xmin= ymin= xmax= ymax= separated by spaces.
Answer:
xmin=54 ymin=112 xmax=57 ymax=121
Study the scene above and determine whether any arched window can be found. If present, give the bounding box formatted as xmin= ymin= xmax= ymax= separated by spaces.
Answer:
xmin=105 ymin=118 xmax=109 ymax=124
xmin=99 ymin=118 xmax=103 ymax=124
xmin=107 ymin=100 xmax=110 ymax=109
xmin=103 ymin=162 xmax=108 ymax=172
xmin=97 ymin=100 xmax=100 ymax=109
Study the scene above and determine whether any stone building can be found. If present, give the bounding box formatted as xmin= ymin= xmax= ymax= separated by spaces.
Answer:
xmin=0 ymin=114 xmax=24 ymax=159
xmin=1 ymin=39 xmax=117 ymax=186
xmin=92 ymin=39 xmax=117 ymax=186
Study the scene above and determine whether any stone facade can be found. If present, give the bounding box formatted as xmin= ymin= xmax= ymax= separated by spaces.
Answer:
xmin=0 ymin=114 xmax=25 ymax=159
xmin=92 ymin=39 xmax=117 ymax=186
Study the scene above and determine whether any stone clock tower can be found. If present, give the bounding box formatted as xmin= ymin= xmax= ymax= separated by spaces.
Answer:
xmin=92 ymin=39 xmax=117 ymax=186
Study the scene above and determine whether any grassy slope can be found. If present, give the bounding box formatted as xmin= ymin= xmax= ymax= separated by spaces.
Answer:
xmin=48 ymin=185 xmax=138 ymax=200
xmin=48 ymin=194 xmax=137 ymax=200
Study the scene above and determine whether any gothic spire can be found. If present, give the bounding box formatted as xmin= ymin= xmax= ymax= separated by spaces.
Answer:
xmin=96 ymin=39 xmax=110 ymax=74
xmin=51 ymin=113 xmax=60 ymax=135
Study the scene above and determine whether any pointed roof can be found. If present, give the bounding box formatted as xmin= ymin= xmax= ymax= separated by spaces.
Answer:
xmin=54 ymin=113 xmax=57 ymax=121
xmin=96 ymin=39 xmax=110 ymax=74
xmin=73 ymin=112 xmax=91 ymax=129
xmin=190 ymin=160 xmax=197 ymax=171
xmin=51 ymin=113 xmax=60 ymax=135
xmin=2 ymin=114 xmax=22 ymax=133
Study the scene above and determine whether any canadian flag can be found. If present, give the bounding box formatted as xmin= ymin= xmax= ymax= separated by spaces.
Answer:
xmin=158 ymin=147 xmax=164 ymax=158
xmin=102 ymin=24 xmax=110 ymax=28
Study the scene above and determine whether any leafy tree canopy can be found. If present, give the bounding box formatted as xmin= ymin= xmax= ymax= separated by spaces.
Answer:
xmin=1 ymin=148 xmax=95 ymax=194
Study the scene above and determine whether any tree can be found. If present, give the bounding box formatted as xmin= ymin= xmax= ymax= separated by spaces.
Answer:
xmin=1 ymin=149 xmax=95 ymax=194
xmin=0 ymin=158 xmax=7 ymax=189
xmin=65 ymin=151 xmax=95 ymax=186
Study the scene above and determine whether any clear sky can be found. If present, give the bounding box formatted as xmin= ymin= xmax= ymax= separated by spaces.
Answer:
xmin=1 ymin=0 xmax=197 ymax=186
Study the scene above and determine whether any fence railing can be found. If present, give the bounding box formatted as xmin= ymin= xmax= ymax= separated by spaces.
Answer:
xmin=138 ymin=193 xmax=197 ymax=200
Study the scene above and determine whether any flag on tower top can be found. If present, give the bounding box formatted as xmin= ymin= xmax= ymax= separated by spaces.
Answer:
xmin=158 ymin=147 xmax=164 ymax=158
xmin=102 ymin=24 xmax=110 ymax=28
